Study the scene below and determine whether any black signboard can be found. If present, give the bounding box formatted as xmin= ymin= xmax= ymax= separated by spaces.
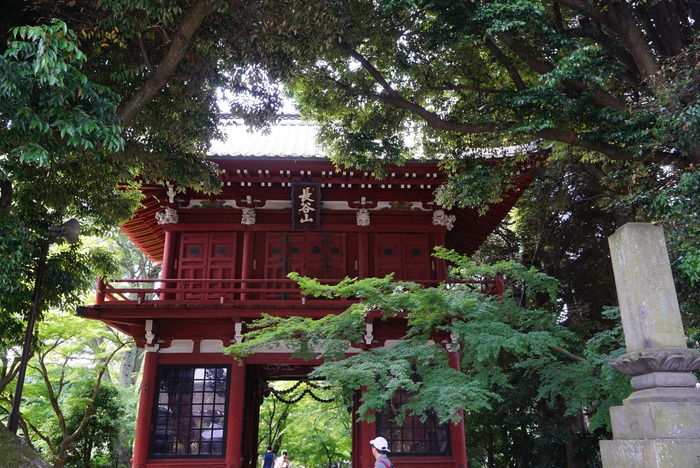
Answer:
xmin=291 ymin=183 xmax=321 ymax=230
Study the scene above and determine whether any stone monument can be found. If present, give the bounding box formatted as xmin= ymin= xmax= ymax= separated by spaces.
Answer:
xmin=600 ymin=223 xmax=700 ymax=467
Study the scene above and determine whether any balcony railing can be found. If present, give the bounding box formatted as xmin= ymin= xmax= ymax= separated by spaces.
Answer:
xmin=93 ymin=277 xmax=504 ymax=306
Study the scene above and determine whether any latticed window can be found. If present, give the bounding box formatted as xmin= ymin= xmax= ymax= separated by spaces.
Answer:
xmin=150 ymin=366 xmax=229 ymax=458
xmin=376 ymin=390 xmax=451 ymax=456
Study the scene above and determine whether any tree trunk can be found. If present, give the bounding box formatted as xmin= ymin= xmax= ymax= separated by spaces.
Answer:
xmin=118 ymin=344 xmax=144 ymax=387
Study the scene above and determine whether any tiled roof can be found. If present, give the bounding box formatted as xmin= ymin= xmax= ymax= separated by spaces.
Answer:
xmin=209 ymin=116 xmax=323 ymax=158
xmin=209 ymin=115 xmax=543 ymax=160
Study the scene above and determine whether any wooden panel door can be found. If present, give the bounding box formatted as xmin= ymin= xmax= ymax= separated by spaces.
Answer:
xmin=208 ymin=233 xmax=237 ymax=300
xmin=372 ymin=234 xmax=433 ymax=281
xmin=264 ymin=233 xmax=306 ymax=298
xmin=307 ymin=233 xmax=346 ymax=280
xmin=373 ymin=234 xmax=404 ymax=279
xmin=178 ymin=233 xmax=209 ymax=299
xmin=178 ymin=233 xmax=237 ymax=300
xmin=403 ymin=234 xmax=431 ymax=280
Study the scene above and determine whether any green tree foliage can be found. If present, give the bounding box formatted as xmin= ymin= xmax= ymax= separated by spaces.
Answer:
xmin=229 ymin=251 xmax=629 ymax=466
xmin=0 ymin=21 xmax=138 ymax=345
xmin=0 ymin=228 xmax=153 ymax=467
xmin=0 ymin=1 xmax=340 ymax=345
xmin=229 ymin=252 xmax=566 ymax=422
xmin=273 ymin=0 xmax=700 ymax=168
xmin=507 ymin=152 xmax=700 ymax=335
xmin=62 ymin=380 xmax=125 ymax=468
xmin=510 ymin=157 xmax=622 ymax=332
xmin=2 ymin=0 xmax=344 ymax=192
xmin=0 ymin=21 xmax=131 ymax=222
xmin=621 ymin=168 xmax=700 ymax=338
xmin=1 ymin=311 xmax=130 ymax=468
xmin=258 ymin=381 xmax=351 ymax=468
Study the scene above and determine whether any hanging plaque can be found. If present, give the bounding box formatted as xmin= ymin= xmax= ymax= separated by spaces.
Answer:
xmin=291 ymin=183 xmax=321 ymax=230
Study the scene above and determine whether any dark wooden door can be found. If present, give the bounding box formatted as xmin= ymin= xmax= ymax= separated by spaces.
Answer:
xmin=373 ymin=234 xmax=405 ymax=279
xmin=373 ymin=234 xmax=432 ymax=281
xmin=264 ymin=233 xmax=306 ymax=297
xmin=403 ymin=234 xmax=431 ymax=280
xmin=307 ymin=232 xmax=346 ymax=280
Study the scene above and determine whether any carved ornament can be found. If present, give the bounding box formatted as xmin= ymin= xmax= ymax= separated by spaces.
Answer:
xmin=609 ymin=347 xmax=700 ymax=376
xmin=356 ymin=208 xmax=371 ymax=226
xmin=241 ymin=207 xmax=256 ymax=225
xmin=432 ymin=209 xmax=456 ymax=231
xmin=155 ymin=207 xmax=178 ymax=225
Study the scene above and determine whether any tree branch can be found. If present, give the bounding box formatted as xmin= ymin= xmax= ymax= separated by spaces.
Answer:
xmin=64 ymin=341 xmax=129 ymax=447
xmin=554 ymin=0 xmax=660 ymax=84
xmin=495 ymin=32 xmax=628 ymax=111
xmin=117 ymin=1 xmax=216 ymax=124
xmin=340 ymin=42 xmax=497 ymax=133
xmin=484 ymin=36 xmax=526 ymax=91
xmin=549 ymin=345 xmax=585 ymax=362
xmin=337 ymin=43 xmax=694 ymax=166
xmin=137 ymin=33 xmax=154 ymax=73
xmin=426 ymin=81 xmax=503 ymax=94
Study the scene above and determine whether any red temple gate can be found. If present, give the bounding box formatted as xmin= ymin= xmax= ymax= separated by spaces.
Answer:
xmin=79 ymin=124 xmax=542 ymax=468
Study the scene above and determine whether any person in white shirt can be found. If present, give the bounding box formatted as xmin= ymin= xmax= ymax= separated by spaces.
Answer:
xmin=275 ymin=449 xmax=290 ymax=468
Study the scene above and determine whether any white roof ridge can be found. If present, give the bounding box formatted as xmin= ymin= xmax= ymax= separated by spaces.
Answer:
xmin=209 ymin=119 xmax=545 ymax=159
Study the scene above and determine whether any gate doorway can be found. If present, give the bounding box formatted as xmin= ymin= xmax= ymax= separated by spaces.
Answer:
xmin=242 ymin=365 xmax=351 ymax=468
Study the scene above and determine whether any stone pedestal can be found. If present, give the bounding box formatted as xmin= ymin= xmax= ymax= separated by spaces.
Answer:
xmin=601 ymin=440 xmax=700 ymax=467
xmin=600 ymin=224 xmax=700 ymax=468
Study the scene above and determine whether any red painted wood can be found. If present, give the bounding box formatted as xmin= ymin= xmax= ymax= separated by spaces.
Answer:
xmin=208 ymin=233 xmax=237 ymax=300
xmin=449 ymin=351 xmax=468 ymax=468
xmin=403 ymin=234 xmax=432 ymax=280
xmin=158 ymin=222 xmax=446 ymax=234
xmin=155 ymin=353 xmax=233 ymax=365
xmin=161 ymin=231 xmax=176 ymax=281
xmin=225 ymin=363 xmax=245 ymax=468
xmin=374 ymin=234 xmax=404 ymax=279
xmin=307 ymin=232 xmax=346 ymax=279
xmin=264 ymin=232 xmax=303 ymax=298
xmin=133 ymin=351 xmax=158 ymax=468
xmin=240 ymin=231 xmax=252 ymax=301
xmin=177 ymin=233 xmax=208 ymax=300
xmin=358 ymin=232 xmax=369 ymax=278
xmin=140 ymin=461 xmax=226 ymax=467
xmin=373 ymin=234 xmax=432 ymax=280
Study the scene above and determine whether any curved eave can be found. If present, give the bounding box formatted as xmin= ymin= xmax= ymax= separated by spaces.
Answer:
xmin=121 ymin=151 xmax=547 ymax=261
xmin=121 ymin=195 xmax=165 ymax=264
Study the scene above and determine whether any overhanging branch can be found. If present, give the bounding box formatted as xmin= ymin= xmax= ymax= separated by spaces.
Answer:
xmin=117 ymin=1 xmax=215 ymax=124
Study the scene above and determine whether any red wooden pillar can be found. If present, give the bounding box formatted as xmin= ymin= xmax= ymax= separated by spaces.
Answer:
xmin=132 ymin=350 xmax=158 ymax=468
xmin=95 ymin=277 xmax=105 ymax=304
xmin=358 ymin=233 xmax=369 ymax=278
xmin=240 ymin=231 xmax=252 ymax=300
xmin=226 ymin=362 xmax=246 ymax=468
xmin=161 ymin=228 xmax=176 ymax=278
xmin=449 ymin=351 xmax=469 ymax=468
xmin=433 ymin=232 xmax=447 ymax=282
xmin=352 ymin=389 xmax=375 ymax=468
xmin=160 ymin=229 xmax=176 ymax=300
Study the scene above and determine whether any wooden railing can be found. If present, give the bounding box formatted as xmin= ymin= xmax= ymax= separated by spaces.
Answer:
xmin=93 ymin=277 xmax=504 ymax=305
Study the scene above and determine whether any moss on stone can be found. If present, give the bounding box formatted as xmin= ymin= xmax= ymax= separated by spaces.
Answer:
xmin=0 ymin=425 xmax=51 ymax=468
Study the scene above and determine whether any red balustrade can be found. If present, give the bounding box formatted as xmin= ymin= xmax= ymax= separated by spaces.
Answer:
xmin=93 ymin=277 xmax=504 ymax=306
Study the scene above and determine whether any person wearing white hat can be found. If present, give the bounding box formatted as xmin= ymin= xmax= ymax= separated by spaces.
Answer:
xmin=369 ymin=437 xmax=393 ymax=468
